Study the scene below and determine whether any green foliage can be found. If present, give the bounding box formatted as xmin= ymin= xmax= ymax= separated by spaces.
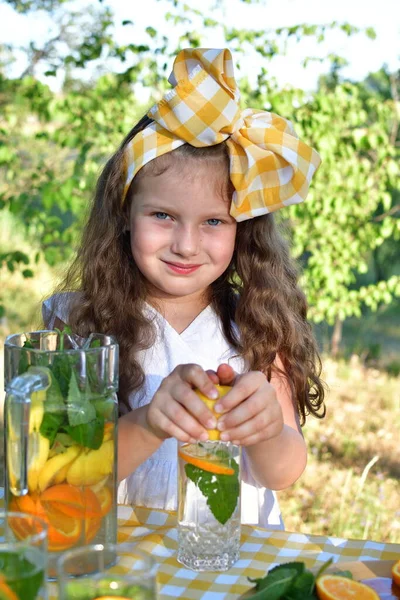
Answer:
xmin=0 ymin=0 xmax=399 ymax=331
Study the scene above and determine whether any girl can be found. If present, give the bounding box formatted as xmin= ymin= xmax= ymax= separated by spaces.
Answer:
xmin=43 ymin=48 xmax=325 ymax=529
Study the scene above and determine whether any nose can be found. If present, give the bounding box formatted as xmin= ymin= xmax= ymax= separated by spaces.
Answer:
xmin=171 ymin=223 xmax=201 ymax=258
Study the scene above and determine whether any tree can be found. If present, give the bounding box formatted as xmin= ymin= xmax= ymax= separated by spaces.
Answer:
xmin=0 ymin=0 xmax=399 ymax=339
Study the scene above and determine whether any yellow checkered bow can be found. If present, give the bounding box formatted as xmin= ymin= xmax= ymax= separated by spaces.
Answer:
xmin=122 ymin=47 xmax=321 ymax=222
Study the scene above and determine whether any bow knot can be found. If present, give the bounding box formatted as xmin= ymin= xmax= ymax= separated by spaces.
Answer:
xmin=122 ymin=48 xmax=321 ymax=221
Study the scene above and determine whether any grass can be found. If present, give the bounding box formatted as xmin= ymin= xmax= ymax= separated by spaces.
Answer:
xmin=278 ymin=357 xmax=400 ymax=543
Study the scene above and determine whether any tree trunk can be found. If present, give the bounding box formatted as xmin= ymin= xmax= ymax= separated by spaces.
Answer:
xmin=331 ymin=317 xmax=343 ymax=358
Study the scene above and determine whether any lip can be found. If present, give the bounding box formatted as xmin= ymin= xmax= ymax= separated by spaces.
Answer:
xmin=163 ymin=261 xmax=202 ymax=275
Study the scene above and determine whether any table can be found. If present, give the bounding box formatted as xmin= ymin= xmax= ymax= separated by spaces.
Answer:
xmin=50 ymin=505 xmax=400 ymax=599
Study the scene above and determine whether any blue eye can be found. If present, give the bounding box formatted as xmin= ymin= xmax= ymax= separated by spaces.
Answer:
xmin=207 ymin=219 xmax=222 ymax=226
xmin=154 ymin=212 xmax=170 ymax=220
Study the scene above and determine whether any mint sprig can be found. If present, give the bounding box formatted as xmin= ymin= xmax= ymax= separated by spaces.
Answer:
xmin=19 ymin=328 xmax=111 ymax=451
xmin=185 ymin=458 xmax=239 ymax=525
xmin=247 ymin=559 xmax=352 ymax=599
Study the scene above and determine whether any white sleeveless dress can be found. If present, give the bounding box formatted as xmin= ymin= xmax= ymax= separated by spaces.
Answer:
xmin=43 ymin=293 xmax=284 ymax=529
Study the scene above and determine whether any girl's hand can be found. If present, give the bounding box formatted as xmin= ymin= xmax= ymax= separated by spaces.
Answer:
xmin=146 ymin=364 xmax=219 ymax=443
xmin=213 ymin=363 xmax=284 ymax=447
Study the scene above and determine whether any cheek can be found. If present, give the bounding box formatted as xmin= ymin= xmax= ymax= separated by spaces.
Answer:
xmin=130 ymin=220 xmax=168 ymax=257
xmin=207 ymin=229 xmax=236 ymax=264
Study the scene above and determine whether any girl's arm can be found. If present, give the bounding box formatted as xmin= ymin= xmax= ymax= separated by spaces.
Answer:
xmin=117 ymin=407 xmax=164 ymax=481
xmin=243 ymin=359 xmax=307 ymax=490
xmin=211 ymin=359 xmax=307 ymax=491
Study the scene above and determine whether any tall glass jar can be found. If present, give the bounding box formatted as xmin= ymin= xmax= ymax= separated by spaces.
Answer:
xmin=4 ymin=330 xmax=119 ymax=578
xmin=177 ymin=440 xmax=241 ymax=571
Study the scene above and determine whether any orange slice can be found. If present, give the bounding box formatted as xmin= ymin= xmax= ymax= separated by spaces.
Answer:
xmin=178 ymin=443 xmax=235 ymax=475
xmin=41 ymin=484 xmax=102 ymax=518
xmin=316 ymin=574 xmax=380 ymax=600
xmin=194 ymin=385 xmax=231 ymax=441
xmin=85 ymin=517 xmax=102 ymax=544
xmin=392 ymin=559 xmax=400 ymax=586
xmin=97 ymin=486 xmax=113 ymax=516
xmin=45 ymin=503 xmax=82 ymax=551
xmin=0 ymin=579 xmax=18 ymax=600
xmin=9 ymin=491 xmax=82 ymax=552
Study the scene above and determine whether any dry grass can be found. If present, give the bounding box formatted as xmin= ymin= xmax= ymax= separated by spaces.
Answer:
xmin=279 ymin=357 xmax=400 ymax=543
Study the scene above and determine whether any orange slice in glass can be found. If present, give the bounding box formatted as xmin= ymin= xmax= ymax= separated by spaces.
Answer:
xmin=45 ymin=503 xmax=82 ymax=552
xmin=194 ymin=385 xmax=231 ymax=441
xmin=85 ymin=517 xmax=102 ymax=544
xmin=0 ymin=579 xmax=18 ymax=600
xmin=41 ymin=484 xmax=102 ymax=518
xmin=392 ymin=559 xmax=400 ymax=586
xmin=178 ymin=443 xmax=235 ymax=475
xmin=97 ymin=486 xmax=113 ymax=516
xmin=316 ymin=574 xmax=380 ymax=600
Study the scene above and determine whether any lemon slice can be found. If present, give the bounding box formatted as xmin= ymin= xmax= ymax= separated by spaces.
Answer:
xmin=194 ymin=384 xmax=231 ymax=440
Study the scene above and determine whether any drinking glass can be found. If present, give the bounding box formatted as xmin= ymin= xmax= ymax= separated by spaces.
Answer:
xmin=177 ymin=440 xmax=241 ymax=571
xmin=0 ymin=510 xmax=47 ymax=600
xmin=57 ymin=543 xmax=157 ymax=599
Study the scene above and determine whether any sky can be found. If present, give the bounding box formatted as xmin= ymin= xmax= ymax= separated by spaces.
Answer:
xmin=0 ymin=0 xmax=399 ymax=92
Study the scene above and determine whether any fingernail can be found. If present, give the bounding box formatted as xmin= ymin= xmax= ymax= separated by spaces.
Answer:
xmin=207 ymin=419 xmax=217 ymax=429
xmin=214 ymin=403 xmax=223 ymax=413
xmin=207 ymin=388 xmax=219 ymax=400
xmin=217 ymin=420 xmax=225 ymax=431
xmin=199 ymin=432 xmax=209 ymax=442
xmin=220 ymin=432 xmax=230 ymax=441
xmin=189 ymin=438 xmax=197 ymax=444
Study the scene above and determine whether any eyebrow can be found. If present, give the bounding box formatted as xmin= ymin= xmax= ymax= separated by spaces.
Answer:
xmin=139 ymin=204 xmax=231 ymax=220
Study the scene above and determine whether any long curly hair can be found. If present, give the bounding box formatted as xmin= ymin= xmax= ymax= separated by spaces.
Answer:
xmin=54 ymin=115 xmax=325 ymax=422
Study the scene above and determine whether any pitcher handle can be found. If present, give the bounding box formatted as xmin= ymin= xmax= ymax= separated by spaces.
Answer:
xmin=5 ymin=368 xmax=51 ymax=496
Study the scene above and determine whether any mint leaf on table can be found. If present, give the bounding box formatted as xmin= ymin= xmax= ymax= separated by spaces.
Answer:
xmin=67 ymin=370 xmax=96 ymax=426
xmin=285 ymin=572 xmax=316 ymax=600
xmin=249 ymin=563 xmax=305 ymax=593
xmin=185 ymin=459 xmax=239 ymax=525
xmin=247 ymin=567 xmax=299 ymax=600
xmin=246 ymin=559 xmax=345 ymax=600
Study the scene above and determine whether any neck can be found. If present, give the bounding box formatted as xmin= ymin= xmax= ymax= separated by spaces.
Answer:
xmin=147 ymin=291 xmax=211 ymax=334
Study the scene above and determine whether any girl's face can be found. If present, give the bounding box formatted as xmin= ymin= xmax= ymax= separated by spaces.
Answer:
xmin=129 ymin=158 xmax=237 ymax=304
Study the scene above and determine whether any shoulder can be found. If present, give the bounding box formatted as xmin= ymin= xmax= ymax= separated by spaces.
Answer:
xmin=42 ymin=291 xmax=81 ymax=328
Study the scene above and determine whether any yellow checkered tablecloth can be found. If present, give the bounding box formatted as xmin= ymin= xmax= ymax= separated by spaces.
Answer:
xmin=90 ymin=505 xmax=400 ymax=600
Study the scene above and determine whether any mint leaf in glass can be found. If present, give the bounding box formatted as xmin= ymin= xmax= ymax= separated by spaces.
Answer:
xmin=185 ymin=459 xmax=239 ymax=525
xmin=67 ymin=370 xmax=96 ymax=426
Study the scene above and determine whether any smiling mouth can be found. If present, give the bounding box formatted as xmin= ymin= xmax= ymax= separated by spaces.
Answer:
xmin=163 ymin=261 xmax=202 ymax=274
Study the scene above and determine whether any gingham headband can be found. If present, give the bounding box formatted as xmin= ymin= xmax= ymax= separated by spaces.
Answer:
xmin=122 ymin=48 xmax=321 ymax=221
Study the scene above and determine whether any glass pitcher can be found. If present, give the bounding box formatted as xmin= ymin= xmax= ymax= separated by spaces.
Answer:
xmin=4 ymin=330 xmax=119 ymax=577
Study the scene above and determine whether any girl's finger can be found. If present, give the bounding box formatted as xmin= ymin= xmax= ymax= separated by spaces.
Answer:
xmin=233 ymin=432 xmax=266 ymax=447
xmin=163 ymin=394 xmax=209 ymax=440
xmin=155 ymin=410 xmax=199 ymax=444
xmin=214 ymin=371 xmax=268 ymax=414
xmin=219 ymin=411 xmax=281 ymax=443
xmin=178 ymin=364 xmax=219 ymax=400
xmin=217 ymin=391 xmax=267 ymax=431
xmin=173 ymin=380 xmax=218 ymax=430
xmin=215 ymin=363 xmax=237 ymax=385
xmin=205 ymin=369 xmax=219 ymax=385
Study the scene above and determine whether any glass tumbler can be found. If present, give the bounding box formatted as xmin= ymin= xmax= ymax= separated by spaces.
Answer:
xmin=57 ymin=543 xmax=157 ymax=599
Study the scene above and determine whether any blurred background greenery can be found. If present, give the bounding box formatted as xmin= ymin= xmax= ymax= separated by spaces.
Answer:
xmin=0 ymin=0 xmax=399 ymax=542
